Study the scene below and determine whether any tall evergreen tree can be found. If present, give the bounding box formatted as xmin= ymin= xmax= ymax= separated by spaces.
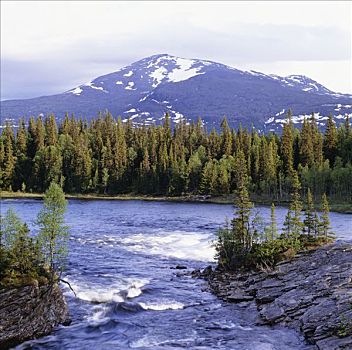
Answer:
xmin=281 ymin=110 xmax=294 ymax=177
xmin=289 ymin=171 xmax=303 ymax=236
xmin=323 ymin=115 xmax=338 ymax=164
xmin=319 ymin=193 xmax=334 ymax=240
xmin=303 ymin=188 xmax=316 ymax=235
xmin=231 ymin=150 xmax=253 ymax=256
xmin=266 ymin=203 xmax=278 ymax=241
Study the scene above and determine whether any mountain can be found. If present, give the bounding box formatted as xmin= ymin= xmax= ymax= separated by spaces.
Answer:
xmin=1 ymin=54 xmax=351 ymax=130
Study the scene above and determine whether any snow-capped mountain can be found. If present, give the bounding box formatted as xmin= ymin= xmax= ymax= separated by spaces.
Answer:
xmin=1 ymin=54 xmax=351 ymax=130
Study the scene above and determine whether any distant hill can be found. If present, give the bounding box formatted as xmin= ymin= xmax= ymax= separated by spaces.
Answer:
xmin=1 ymin=54 xmax=351 ymax=130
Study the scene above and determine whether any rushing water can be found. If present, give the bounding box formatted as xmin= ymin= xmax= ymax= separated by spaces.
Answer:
xmin=1 ymin=199 xmax=351 ymax=350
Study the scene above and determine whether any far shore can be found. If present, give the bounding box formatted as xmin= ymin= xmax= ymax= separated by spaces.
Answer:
xmin=1 ymin=191 xmax=351 ymax=214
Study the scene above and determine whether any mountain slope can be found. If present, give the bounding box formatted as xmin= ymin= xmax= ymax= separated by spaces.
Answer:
xmin=1 ymin=54 xmax=351 ymax=130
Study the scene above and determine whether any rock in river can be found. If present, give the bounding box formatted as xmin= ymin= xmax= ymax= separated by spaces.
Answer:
xmin=0 ymin=283 xmax=70 ymax=349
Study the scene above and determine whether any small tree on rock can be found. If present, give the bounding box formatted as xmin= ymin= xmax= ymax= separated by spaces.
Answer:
xmin=36 ymin=182 xmax=69 ymax=280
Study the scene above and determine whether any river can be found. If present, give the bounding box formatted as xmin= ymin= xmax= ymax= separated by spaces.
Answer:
xmin=1 ymin=199 xmax=351 ymax=350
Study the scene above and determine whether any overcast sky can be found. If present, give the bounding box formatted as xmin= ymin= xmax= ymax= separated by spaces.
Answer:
xmin=1 ymin=1 xmax=351 ymax=100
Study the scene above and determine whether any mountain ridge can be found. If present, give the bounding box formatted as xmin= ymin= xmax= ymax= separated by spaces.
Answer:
xmin=1 ymin=53 xmax=351 ymax=130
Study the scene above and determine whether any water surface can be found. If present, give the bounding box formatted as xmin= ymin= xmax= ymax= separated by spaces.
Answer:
xmin=1 ymin=199 xmax=351 ymax=350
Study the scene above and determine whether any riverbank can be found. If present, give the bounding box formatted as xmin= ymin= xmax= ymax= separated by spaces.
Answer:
xmin=1 ymin=191 xmax=351 ymax=213
xmin=201 ymin=241 xmax=352 ymax=350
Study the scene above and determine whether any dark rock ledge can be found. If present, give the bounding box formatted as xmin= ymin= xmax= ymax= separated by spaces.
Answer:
xmin=201 ymin=242 xmax=352 ymax=350
xmin=0 ymin=283 xmax=70 ymax=349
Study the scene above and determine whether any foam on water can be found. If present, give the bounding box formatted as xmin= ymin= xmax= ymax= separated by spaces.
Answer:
xmin=130 ymin=335 xmax=196 ymax=348
xmin=87 ymin=305 xmax=111 ymax=326
xmin=139 ymin=300 xmax=184 ymax=311
xmin=120 ymin=230 xmax=216 ymax=262
xmin=64 ymin=278 xmax=149 ymax=304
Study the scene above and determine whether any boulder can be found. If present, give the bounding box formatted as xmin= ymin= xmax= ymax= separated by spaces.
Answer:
xmin=0 ymin=283 xmax=70 ymax=349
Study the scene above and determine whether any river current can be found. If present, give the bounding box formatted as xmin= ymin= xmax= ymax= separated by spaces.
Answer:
xmin=1 ymin=199 xmax=351 ymax=350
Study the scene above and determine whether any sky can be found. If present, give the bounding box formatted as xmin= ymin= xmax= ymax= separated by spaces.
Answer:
xmin=1 ymin=1 xmax=351 ymax=100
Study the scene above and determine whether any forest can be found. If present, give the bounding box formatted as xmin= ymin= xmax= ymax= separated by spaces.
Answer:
xmin=0 ymin=110 xmax=351 ymax=204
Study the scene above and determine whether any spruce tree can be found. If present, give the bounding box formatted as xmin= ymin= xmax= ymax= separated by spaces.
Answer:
xmin=313 ymin=211 xmax=321 ymax=238
xmin=2 ymin=124 xmax=16 ymax=190
xmin=281 ymin=110 xmax=294 ymax=177
xmin=300 ymin=118 xmax=314 ymax=166
xmin=304 ymin=188 xmax=315 ymax=235
xmin=289 ymin=171 xmax=303 ymax=236
xmin=268 ymin=203 xmax=278 ymax=240
xmin=283 ymin=209 xmax=293 ymax=237
xmin=231 ymin=150 xmax=253 ymax=256
xmin=319 ymin=193 xmax=334 ymax=240
xmin=220 ymin=117 xmax=233 ymax=156
xmin=323 ymin=115 xmax=338 ymax=164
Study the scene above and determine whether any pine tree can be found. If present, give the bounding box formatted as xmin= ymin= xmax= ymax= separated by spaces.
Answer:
xmin=35 ymin=116 xmax=45 ymax=150
xmin=312 ymin=211 xmax=321 ymax=238
xmin=283 ymin=209 xmax=293 ymax=237
xmin=303 ymin=188 xmax=315 ymax=235
xmin=231 ymin=150 xmax=253 ymax=255
xmin=289 ymin=171 xmax=303 ymax=236
xmin=300 ymin=118 xmax=314 ymax=166
xmin=281 ymin=110 xmax=294 ymax=177
xmin=27 ymin=116 xmax=37 ymax=159
xmin=14 ymin=119 xmax=31 ymax=190
xmin=2 ymin=124 xmax=16 ymax=190
xmin=319 ymin=193 xmax=334 ymax=240
xmin=323 ymin=115 xmax=338 ymax=164
xmin=45 ymin=115 xmax=58 ymax=146
xmin=310 ymin=114 xmax=323 ymax=165
xmin=268 ymin=203 xmax=278 ymax=240
xmin=188 ymin=151 xmax=202 ymax=192
xmin=220 ymin=117 xmax=233 ymax=156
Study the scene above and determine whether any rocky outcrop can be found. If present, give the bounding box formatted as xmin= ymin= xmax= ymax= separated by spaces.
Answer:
xmin=0 ymin=283 xmax=70 ymax=349
xmin=206 ymin=242 xmax=352 ymax=350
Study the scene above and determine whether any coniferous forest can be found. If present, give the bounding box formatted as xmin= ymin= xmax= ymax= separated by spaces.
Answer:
xmin=0 ymin=110 xmax=351 ymax=204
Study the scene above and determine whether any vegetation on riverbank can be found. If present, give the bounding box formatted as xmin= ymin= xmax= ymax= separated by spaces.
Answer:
xmin=0 ymin=110 xmax=351 ymax=208
xmin=0 ymin=183 xmax=69 ymax=289
xmin=215 ymin=150 xmax=335 ymax=271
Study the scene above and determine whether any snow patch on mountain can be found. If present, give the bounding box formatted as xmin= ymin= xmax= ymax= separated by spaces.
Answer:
xmin=167 ymin=57 xmax=205 ymax=82
xmin=149 ymin=66 xmax=168 ymax=87
xmin=146 ymin=55 xmax=205 ymax=88
xmin=124 ymin=108 xmax=137 ymax=113
xmin=84 ymin=82 xmax=109 ymax=93
xmin=275 ymin=109 xmax=285 ymax=117
xmin=125 ymin=82 xmax=136 ymax=90
xmin=265 ymin=117 xmax=275 ymax=124
xmin=266 ymin=111 xmax=352 ymax=127
xmin=68 ymin=87 xmax=83 ymax=95
xmin=124 ymin=70 xmax=133 ymax=77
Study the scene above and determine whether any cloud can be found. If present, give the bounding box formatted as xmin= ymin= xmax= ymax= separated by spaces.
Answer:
xmin=1 ymin=1 xmax=351 ymax=99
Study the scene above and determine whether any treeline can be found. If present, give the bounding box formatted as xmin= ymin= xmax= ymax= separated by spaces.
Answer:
xmin=0 ymin=110 xmax=351 ymax=202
